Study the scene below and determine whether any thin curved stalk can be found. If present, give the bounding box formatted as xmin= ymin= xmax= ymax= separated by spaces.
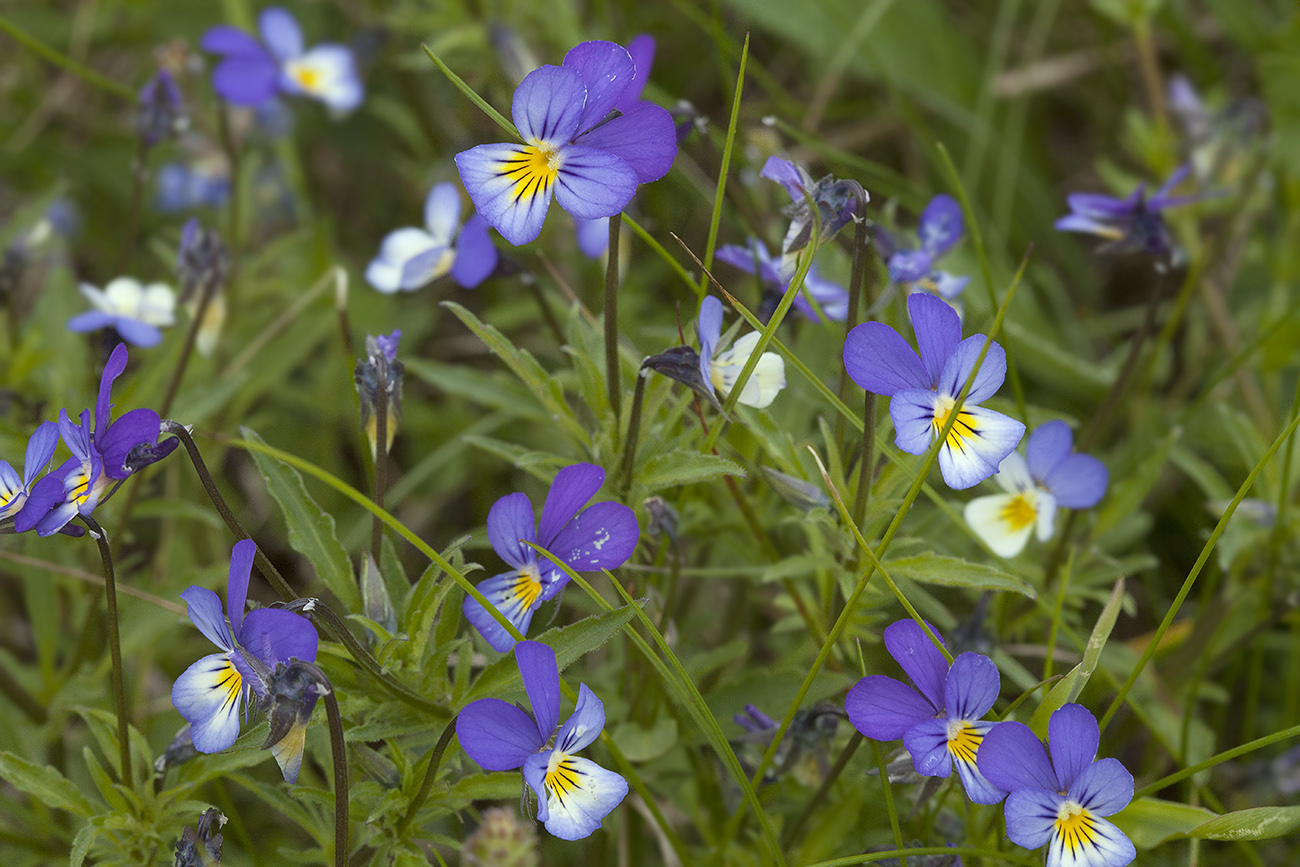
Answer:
xmin=395 ymin=717 xmax=458 ymax=836
xmin=79 ymin=515 xmax=132 ymax=789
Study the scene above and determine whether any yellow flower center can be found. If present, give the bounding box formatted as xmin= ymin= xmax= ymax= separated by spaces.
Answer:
xmin=1054 ymin=801 xmax=1100 ymax=854
xmin=289 ymin=63 xmax=322 ymax=92
xmin=500 ymin=142 xmax=562 ymax=205
xmin=931 ymin=396 xmax=979 ymax=452
xmin=998 ymin=492 xmax=1038 ymax=531
xmin=945 ymin=719 xmax=983 ymax=764
xmin=511 ymin=564 xmax=543 ymax=612
xmin=544 ymin=752 xmax=583 ymax=806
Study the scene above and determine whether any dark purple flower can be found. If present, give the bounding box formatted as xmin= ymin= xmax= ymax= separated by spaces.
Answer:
xmin=716 ymin=237 xmax=849 ymax=323
xmin=881 ymin=194 xmax=970 ymax=305
xmin=172 ymin=540 xmax=319 ymax=781
xmin=463 ymin=463 xmax=639 ymax=651
xmin=964 ymin=421 xmax=1109 ymax=557
xmin=977 ymin=703 xmax=1136 ymax=867
xmin=1055 ymin=166 xmax=1200 ymax=260
xmin=846 ymin=619 xmax=1006 ymax=804
xmin=457 ymin=640 xmax=627 ymax=839
xmin=760 ymin=156 xmax=860 ymax=255
xmin=136 ymin=69 xmax=187 ymax=148
xmin=455 ymin=40 xmax=677 ymax=247
xmin=843 ymin=293 xmax=1024 ymax=489
xmin=0 ymin=422 xmax=58 ymax=526
xmin=365 ymin=182 xmax=497 ymax=292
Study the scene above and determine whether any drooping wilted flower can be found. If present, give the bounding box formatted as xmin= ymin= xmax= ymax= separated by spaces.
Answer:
xmin=1055 ymin=166 xmax=1201 ymax=263
xmin=173 ymin=808 xmax=225 ymax=867
xmin=365 ymin=182 xmax=497 ymax=292
xmin=354 ymin=330 xmax=404 ymax=458
xmin=760 ymin=156 xmax=860 ymax=256
xmin=696 ymin=296 xmax=786 ymax=409
xmin=137 ymin=69 xmax=188 ymax=148
xmin=67 ymin=277 xmax=176 ymax=347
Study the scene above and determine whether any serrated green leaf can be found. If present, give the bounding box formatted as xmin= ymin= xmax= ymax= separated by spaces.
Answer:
xmin=69 ymin=823 xmax=96 ymax=867
xmin=0 ymin=752 xmax=97 ymax=819
xmin=1189 ymin=805 xmax=1300 ymax=841
xmin=1110 ymin=797 xmax=1216 ymax=848
xmin=82 ymin=747 xmax=127 ymax=813
xmin=640 ymin=451 xmax=745 ymax=492
xmin=885 ymin=552 xmax=1036 ymax=598
xmin=242 ymin=426 xmax=359 ymax=612
xmin=1030 ymin=578 xmax=1125 ymax=737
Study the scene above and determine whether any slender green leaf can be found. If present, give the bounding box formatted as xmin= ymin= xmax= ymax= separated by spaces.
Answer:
xmin=1110 ymin=797 xmax=1216 ymax=848
xmin=640 ymin=450 xmax=746 ymax=492
xmin=885 ymin=552 xmax=1036 ymax=598
xmin=1030 ymin=578 xmax=1125 ymax=736
xmin=0 ymin=753 xmax=97 ymax=819
xmin=1190 ymin=805 xmax=1300 ymax=841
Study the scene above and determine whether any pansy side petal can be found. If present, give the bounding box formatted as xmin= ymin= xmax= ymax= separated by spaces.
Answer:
xmin=945 ymin=652 xmax=1000 ymax=720
xmin=239 ymin=608 xmax=318 ymax=668
xmin=573 ymin=102 xmax=677 ymax=184
xmin=212 ymin=55 xmax=280 ymax=106
xmin=172 ymin=653 xmax=244 ymax=753
xmin=883 ymin=619 xmax=949 ymax=708
xmin=1026 ymin=420 xmax=1073 ymax=481
xmin=1068 ymin=757 xmax=1134 ymax=817
xmin=450 ymin=214 xmax=499 ymax=288
xmin=553 ymin=145 xmax=639 ymax=219
xmin=918 ymin=194 xmax=964 ymax=257
xmin=936 ymin=405 xmax=1026 ymax=491
xmin=556 ymin=683 xmax=606 ymax=753
xmin=537 ymin=463 xmax=605 ymax=548
xmin=455 ymin=143 xmax=554 ymax=247
xmin=843 ymin=322 xmax=929 ymax=398
xmin=976 ymin=721 xmax=1058 ymax=792
xmin=951 ymin=726 xmax=1007 ymax=804
xmin=22 ymin=421 xmax=59 ymax=487
xmin=845 ymin=675 xmax=936 ymax=740
xmin=487 ymin=492 xmax=538 ymax=570
xmin=516 ymin=640 xmax=561 ymax=740
xmin=938 ymin=335 xmax=1007 ymax=405
xmin=908 ymin=293 xmax=962 ymax=388
xmin=964 ymin=492 xmax=1036 ymax=558
xmin=1048 ymin=814 xmax=1137 ymax=867
xmin=513 ymin=64 xmax=585 ymax=144
xmin=562 ymin=41 xmax=636 ymax=133
xmin=733 ymin=345 xmax=786 ymax=409
xmin=1066 ymin=191 xmax=1139 ymax=219
xmin=1055 ymin=214 xmax=1125 ymax=239
xmin=1045 ymin=454 xmax=1109 ymax=510
xmin=902 ymin=718 xmax=953 ymax=778
xmin=259 ymin=7 xmax=303 ymax=60
xmin=457 ymin=697 xmax=544 ymax=770
xmin=619 ymin=34 xmax=656 ymax=109
xmin=1049 ymin=703 xmax=1100 ymax=791
xmin=180 ymin=585 xmax=235 ymax=651
xmin=462 ymin=571 xmax=540 ymax=652
xmin=225 ymin=538 xmax=256 ymax=637
xmin=66 ymin=311 xmax=115 ymax=335
xmin=539 ymin=754 xmax=629 ymax=841
xmin=16 ymin=466 xmax=70 ymax=534
xmin=1003 ymin=788 xmax=1062 ymax=850
xmin=547 ymin=501 xmax=639 ymax=573
xmin=887 ymin=389 xmax=940 ymax=458
xmin=423 ymin=182 xmax=462 ymax=243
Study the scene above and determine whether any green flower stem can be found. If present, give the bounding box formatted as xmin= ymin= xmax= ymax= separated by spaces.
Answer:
xmin=619 ymin=367 xmax=650 ymax=493
xmin=1134 ymin=723 xmax=1300 ymax=799
xmin=874 ymin=740 xmax=907 ymax=865
xmin=851 ymin=391 xmax=877 ymax=529
xmin=606 ymin=214 xmax=623 ymax=421
xmin=1132 ymin=18 xmax=1167 ymax=132
xmin=299 ymin=662 xmax=348 ymax=867
xmin=78 ymin=515 xmax=132 ymax=790
xmin=371 ymin=378 xmax=388 ymax=565
xmin=1263 ymin=373 xmax=1300 ymax=605
xmin=395 ymin=716 xmax=458 ymax=837
xmin=0 ymin=14 xmax=134 ymax=100
xmin=836 ymin=182 xmax=875 ymax=422
xmin=1099 ymin=405 xmax=1300 ymax=731
xmin=783 ymin=731 xmax=862 ymax=846
xmin=696 ymin=33 xmax=749 ymax=302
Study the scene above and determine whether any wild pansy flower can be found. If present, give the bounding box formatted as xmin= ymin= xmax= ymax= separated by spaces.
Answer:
xmin=697 ymin=295 xmax=786 ymax=409
xmin=964 ymin=421 xmax=1108 ymax=558
xmin=843 ymin=293 xmax=1024 ymax=490
xmin=977 ymin=703 xmax=1136 ymax=867
xmin=876 ymin=194 xmax=970 ymax=305
xmin=457 ymin=640 xmax=628 ymax=840
xmin=716 ymin=237 xmax=849 ymax=323
xmin=172 ymin=540 xmax=320 ymax=781
xmin=68 ymin=277 xmax=176 ymax=347
xmin=1055 ymin=166 xmax=1199 ymax=262
xmin=201 ymin=7 xmax=363 ymax=113
xmin=845 ymin=619 xmax=1006 ymax=804
xmin=455 ymin=40 xmax=677 ymax=247
xmin=0 ymin=422 xmax=58 ymax=528
xmin=21 ymin=344 xmax=178 ymax=535
xmin=760 ymin=156 xmax=859 ymax=257
xmin=463 ymin=463 xmax=638 ymax=652
xmin=365 ymin=182 xmax=498 ymax=292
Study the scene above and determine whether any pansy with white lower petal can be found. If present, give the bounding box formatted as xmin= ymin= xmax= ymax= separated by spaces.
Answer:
xmin=697 ymin=296 xmax=786 ymax=409
xmin=366 ymin=182 xmax=498 ymax=292
xmin=457 ymin=641 xmax=628 ymax=840
xmin=978 ymin=703 xmax=1136 ymax=867
xmin=965 ymin=421 xmax=1109 ymax=557
xmin=843 ymin=293 xmax=1025 ymax=489
xmin=68 ymin=277 xmax=176 ymax=347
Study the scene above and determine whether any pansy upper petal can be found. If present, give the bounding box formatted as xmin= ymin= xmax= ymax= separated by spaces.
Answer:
xmin=366 ymin=228 xmax=442 ymax=292
xmin=908 ymin=293 xmax=962 ymax=387
xmin=458 ymin=697 xmax=545 ymax=770
xmin=574 ymin=102 xmax=677 ymax=184
xmin=1066 ymin=192 xmax=1138 ymax=219
xmin=1068 ymin=757 xmax=1133 ymax=817
xmin=96 ymin=343 xmax=129 ymax=433
xmin=1049 ymin=703 xmax=1101 ymax=790
xmin=944 ymin=651 xmax=1000 ymax=720
xmin=759 ymin=156 xmax=807 ymax=201
xmin=935 ymin=404 xmax=1026 ymax=491
xmin=239 ymin=608 xmax=318 ymax=668
xmin=516 ymin=640 xmax=562 ymax=740
xmin=1026 ymin=420 xmax=1073 ymax=481
xmin=556 ymin=682 xmax=606 ymax=753
xmin=180 ymin=585 xmax=235 ymax=651
xmin=843 ymin=322 xmax=930 ymax=398
xmin=462 ymin=571 xmax=541 ymax=652
xmin=964 ymin=492 xmax=1036 ymax=558
xmin=562 ymin=41 xmax=636 ymax=133
xmin=918 ymin=194 xmax=964 ymax=257
xmin=547 ymin=501 xmax=639 ymax=573
xmin=225 ymin=539 xmax=256 ymax=637
xmin=620 ymin=34 xmax=656 ymax=110
xmin=977 ymin=720 xmax=1058 ymax=792
xmin=423 ymin=182 xmax=462 ymax=243
xmin=538 ymin=754 xmax=629 ymax=841
xmin=938 ymin=334 xmax=1007 ymax=404
xmin=1003 ymin=788 xmax=1063 ymax=850
xmin=259 ymin=7 xmax=303 ymax=61
xmin=172 ymin=652 xmax=244 ymax=753
xmin=553 ymin=145 xmax=639 ymax=219
xmin=22 ymin=421 xmax=58 ymax=487
xmin=883 ymin=619 xmax=949 ymax=709
xmin=1055 ymin=214 xmax=1125 ymax=239
xmin=200 ymin=25 xmax=265 ymax=56
xmin=845 ymin=676 xmax=934 ymax=740
xmin=903 ymin=718 xmax=954 ymax=778
xmin=513 ymin=64 xmax=585 ymax=144
xmin=450 ymin=214 xmax=499 ymax=288
xmin=1045 ymin=454 xmax=1109 ymax=510
xmin=487 ymin=492 xmax=538 ymax=570
xmin=455 ymin=142 xmax=554 ymax=247
xmin=538 ymin=463 xmax=605 ymax=547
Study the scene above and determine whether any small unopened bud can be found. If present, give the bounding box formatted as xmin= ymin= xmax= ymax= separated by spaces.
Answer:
xmin=462 ymin=807 xmax=539 ymax=867
xmin=137 ymin=69 xmax=188 ymax=149
xmin=174 ymin=808 xmax=225 ymax=866
xmin=355 ymin=331 xmax=404 ymax=458
xmin=360 ymin=553 xmax=397 ymax=640
xmin=641 ymin=346 xmax=721 ymax=411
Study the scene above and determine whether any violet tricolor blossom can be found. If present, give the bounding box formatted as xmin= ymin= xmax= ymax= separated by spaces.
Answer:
xmin=21 ymin=344 xmax=178 ymax=535
xmin=172 ymin=540 xmax=320 ymax=782
xmin=201 ymin=7 xmax=362 ymax=113
xmin=463 ymin=464 xmax=638 ymax=652
xmin=1055 ymin=166 xmax=1199 ymax=260
xmin=978 ymin=703 xmax=1136 ymax=867
xmin=716 ymin=238 xmax=849 ymax=323
xmin=365 ymin=182 xmax=497 ymax=292
xmin=457 ymin=641 xmax=628 ymax=840
xmin=876 ymin=194 xmax=970 ymax=304
xmin=68 ymin=277 xmax=176 ymax=347
xmin=0 ymin=422 xmax=57 ymax=525
xmin=846 ymin=619 xmax=1005 ymax=804
xmin=697 ymin=296 xmax=787 ymax=409
xmin=455 ymin=40 xmax=677 ymax=247
xmin=843 ymin=293 xmax=1024 ymax=490
xmin=964 ymin=421 xmax=1108 ymax=558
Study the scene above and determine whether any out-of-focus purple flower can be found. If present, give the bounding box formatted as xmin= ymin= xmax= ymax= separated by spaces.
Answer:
xmin=843 ymin=293 xmax=1024 ymax=490
xmin=716 ymin=237 xmax=849 ymax=323
xmin=172 ymin=540 xmax=320 ymax=782
xmin=354 ymin=330 xmax=404 ymax=457
xmin=463 ymin=464 xmax=639 ymax=651
xmin=1168 ymin=75 xmax=1267 ymax=185
xmin=1055 ymin=166 xmax=1200 ymax=260
xmin=136 ymin=69 xmax=187 ymax=148
xmin=760 ymin=156 xmax=861 ymax=256
xmin=455 ymin=40 xmax=677 ymax=247
xmin=457 ymin=640 xmax=628 ymax=839
xmin=964 ymin=421 xmax=1108 ymax=557
xmin=68 ymin=277 xmax=176 ymax=347
xmin=977 ymin=703 xmax=1136 ymax=867
xmin=0 ymin=422 xmax=58 ymax=526
xmin=156 ymin=160 xmax=231 ymax=213
xmin=697 ymin=296 xmax=786 ymax=409
xmin=365 ymin=182 xmax=497 ymax=292
xmin=200 ymin=7 xmax=363 ymax=113
xmin=846 ymin=619 xmax=1006 ymax=804
xmin=878 ymin=195 xmax=969 ymax=305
